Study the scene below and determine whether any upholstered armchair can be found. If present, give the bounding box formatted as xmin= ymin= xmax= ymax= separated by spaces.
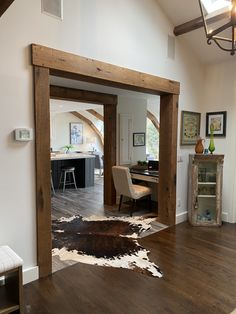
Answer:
xmin=112 ymin=166 xmax=152 ymax=216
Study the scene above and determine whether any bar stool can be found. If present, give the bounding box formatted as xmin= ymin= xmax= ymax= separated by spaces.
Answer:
xmin=51 ymin=170 xmax=55 ymax=195
xmin=58 ymin=166 xmax=77 ymax=192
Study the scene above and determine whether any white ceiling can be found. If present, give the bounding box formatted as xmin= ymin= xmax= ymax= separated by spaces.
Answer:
xmin=50 ymin=76 xmax=160 ymax=114
xmin=50 ymin=77 xmax=160 ymax=101
xmin=50 ymin=99 xmax=102 ymax=114
xmin=157 ymin=0 xmax=236 ymax=64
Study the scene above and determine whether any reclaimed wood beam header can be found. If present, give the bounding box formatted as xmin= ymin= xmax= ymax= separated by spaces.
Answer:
xmin=31 ymin=44 xmax=180 ymax=95
xmin=50 ymin=85 xmax=117 ymax=105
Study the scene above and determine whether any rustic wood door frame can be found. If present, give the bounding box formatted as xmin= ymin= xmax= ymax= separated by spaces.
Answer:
xmin=32 ymin=44 xmax=180 ymax=278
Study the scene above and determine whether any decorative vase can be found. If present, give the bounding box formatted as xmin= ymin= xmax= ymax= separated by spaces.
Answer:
xmin=208 ymin=124 xmax=215 ymax=154
xmin=195 ymin=138 xmax=204 ymax=154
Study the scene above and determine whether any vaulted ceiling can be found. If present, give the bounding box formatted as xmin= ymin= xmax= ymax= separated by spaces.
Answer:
xmin=157 ymin=0 xmax=235 ymax=64
xmin=2 ymin=1 xmax=233 ymax=65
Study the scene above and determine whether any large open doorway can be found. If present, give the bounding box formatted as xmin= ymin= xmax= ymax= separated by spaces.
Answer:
xmin=32 ymin=44 xmax=180 ymax=278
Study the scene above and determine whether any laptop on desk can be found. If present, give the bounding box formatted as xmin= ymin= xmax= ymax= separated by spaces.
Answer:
xmin=131 ymin=166 xmax=159 ymax=183
xmin=147 ymin=160 xmax=159 ymax=173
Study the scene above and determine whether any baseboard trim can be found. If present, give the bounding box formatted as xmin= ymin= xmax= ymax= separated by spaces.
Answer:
xmin=176 ymin=211 xmax=229 ymax=224
xmin=23 ymin=266 xmax=39 ymax=285
xmin=222 ymin=212 xmax=228 ymax=222
xmin=176 ymin=211 xmax=188 ymax=224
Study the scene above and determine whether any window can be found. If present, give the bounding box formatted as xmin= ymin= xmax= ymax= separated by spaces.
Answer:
xmin=201 ymin=0 xmax=230 ymax=14
xmin=146 ymin=118 xmax=159 ymax=160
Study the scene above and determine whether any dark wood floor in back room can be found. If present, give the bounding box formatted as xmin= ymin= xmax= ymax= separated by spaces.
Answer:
xmin=24 ymin=222 xmax=236 ymax=314
xmin=51 ymin=176 xmax=158 ymax=220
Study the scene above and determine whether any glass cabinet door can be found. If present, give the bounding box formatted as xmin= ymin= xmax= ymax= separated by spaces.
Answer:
xmin=195 ymin=161 xmax=217 ymax=224
xmin=188 ymin=154 xmax=224 ymax=227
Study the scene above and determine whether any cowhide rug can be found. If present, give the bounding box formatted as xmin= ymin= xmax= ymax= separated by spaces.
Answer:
xmin=52 ymin=215 xmax=163 ymax=278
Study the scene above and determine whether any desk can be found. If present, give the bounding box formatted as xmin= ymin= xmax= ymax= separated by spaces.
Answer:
xmin=130 ymin=169 xmax=159 ymax=184
xmin=51 ymin=153 xmax=95 ymax=188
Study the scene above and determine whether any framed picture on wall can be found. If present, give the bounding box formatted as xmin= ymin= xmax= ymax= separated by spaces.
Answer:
xmin=206 ymin=111 xmax=227 ymax=137
xmin=70 ymin=122 xmax=83 ymax=144
xmin=180 ymin=111 xmax=201 ymax=145
xmin=133 ymin=132 xmax=145 ymax=146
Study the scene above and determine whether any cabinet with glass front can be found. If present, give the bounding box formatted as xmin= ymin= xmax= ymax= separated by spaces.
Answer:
xmin=188 ymin=154 xmax=224 ymax=226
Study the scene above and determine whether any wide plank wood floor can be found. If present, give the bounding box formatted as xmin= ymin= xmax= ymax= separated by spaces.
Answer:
xmin=51 ymin=176 xmax=158 ymax=220
xmin=51 ymin=177 xmax=165 ymax=273
xmin=24 ymin=221 xmax=236 ymax=314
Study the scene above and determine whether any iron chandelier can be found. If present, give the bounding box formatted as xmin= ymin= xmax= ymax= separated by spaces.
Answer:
xmin=199 ymin=0 xmax=236 ymax=55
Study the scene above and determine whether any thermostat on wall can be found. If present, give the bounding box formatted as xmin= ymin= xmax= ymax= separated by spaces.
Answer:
xmin=14 ymin=128 xmax=33 ymax=141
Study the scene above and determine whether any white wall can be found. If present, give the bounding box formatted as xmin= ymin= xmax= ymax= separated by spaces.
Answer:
xmin=50 ymin=112 xmax=103 ymax=153
xmin=0 ymin=0 xmax=205 ymax=281
xmin=117 ymin=96 xmax=147 ymax=164
xmin=147 ymin=98 xmax=160 ymax=118
xmin=201 ymin=60 xmax=236 ymax=223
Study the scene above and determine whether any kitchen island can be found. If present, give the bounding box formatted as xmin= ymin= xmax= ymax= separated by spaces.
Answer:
xmin=51 ymin=153 xmax=95 ymax=189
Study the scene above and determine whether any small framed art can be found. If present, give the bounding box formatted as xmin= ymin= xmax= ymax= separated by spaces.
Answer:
xmin=70 ymin=122 xmax=83 ymax=145
xmin=181 ymin=111 xmax=201 ymax=145
xmin=133 ymin=133 xmax=145 ymax=146
xmin=205 ymin=111 xmax=226 ymax=137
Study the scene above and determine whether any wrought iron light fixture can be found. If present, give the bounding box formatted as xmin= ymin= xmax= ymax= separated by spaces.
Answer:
xmin=199 ymin=0 xmax=236 ymax=55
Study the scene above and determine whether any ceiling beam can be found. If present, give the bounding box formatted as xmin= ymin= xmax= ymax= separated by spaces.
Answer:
xmin=71 ymin=111 xmax=104 ymax=148
xmin=50 ymin=85 xmax=117 ymax=105
xmin=0 ymin=0 xmax=15 ymax=17
xmin=87 ymin=109 xmax=104 ymax=121
xmin=174 ymin=11 xmax=229 ymax=36
xmin=147 ymin=110 xmax=160 ymax=132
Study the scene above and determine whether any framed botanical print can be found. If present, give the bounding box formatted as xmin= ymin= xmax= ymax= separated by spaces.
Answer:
xmin=133 ymin=133 xmax=145 ymax=146
xmin=70 ymin=122 xmax=83 ymax=145
xmin=206 ymin=111 xmax=226 ymax=137
xmin=181 ymin=111 xmax=201 ymax=145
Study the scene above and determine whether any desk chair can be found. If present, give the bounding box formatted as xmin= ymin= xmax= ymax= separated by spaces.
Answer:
xmin=112 ymin=166 xmax=152 ymax=216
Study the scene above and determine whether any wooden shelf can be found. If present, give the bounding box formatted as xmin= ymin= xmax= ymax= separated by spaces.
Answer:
xmin=0 ymin=305 xmax=20 ymax=314
xmin=0 ymin=264 xmax=23 ymax=314
xmin=195 ymin=220 xmax=217 ymax=225
xmin=0 ymin=285 xmax=20 ymax=314
xmin=198 ymin=195 xmax=216 ymax=198
xmin=198 ymin=182 xmax=216 ymax=185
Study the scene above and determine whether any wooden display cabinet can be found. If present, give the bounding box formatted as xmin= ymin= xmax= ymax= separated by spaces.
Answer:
xmin=188 ymin=154 xmax=224 ymax=226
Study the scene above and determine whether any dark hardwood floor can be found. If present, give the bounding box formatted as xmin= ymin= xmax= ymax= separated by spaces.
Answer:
xmin=24 ymin=222 xmax=236 ymax=314
xmin=51 ymin=176 xmax=158 ymax=219
xmin=51 ymin=176 xmax=165 ymax=272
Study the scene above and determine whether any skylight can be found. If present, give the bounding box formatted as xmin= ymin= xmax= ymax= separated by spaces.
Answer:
xmin=201 ymin=0 xmax=230 ymax=14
